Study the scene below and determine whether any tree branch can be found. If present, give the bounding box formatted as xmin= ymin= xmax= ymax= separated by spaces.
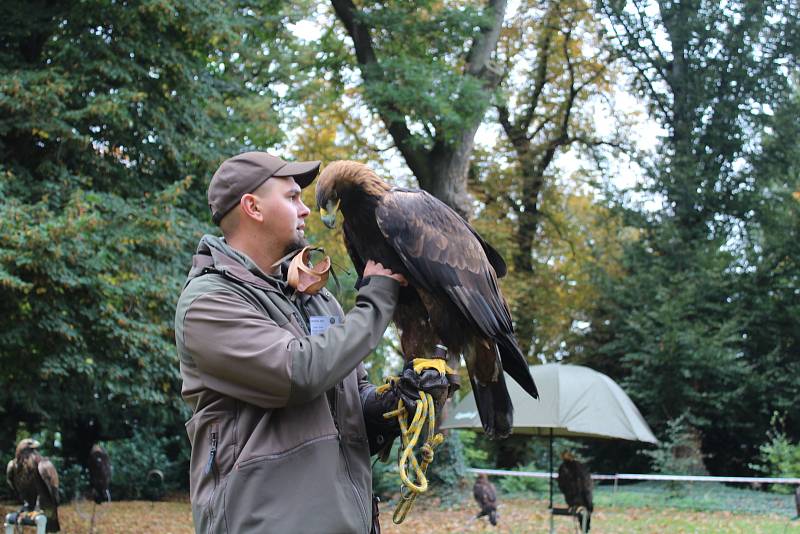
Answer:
xmin=330 ymin=0 xmax=432 ymax=181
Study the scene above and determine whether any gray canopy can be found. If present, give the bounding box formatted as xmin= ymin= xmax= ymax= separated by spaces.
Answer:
xmin=441 ymin=363 xmax=657 ymax=444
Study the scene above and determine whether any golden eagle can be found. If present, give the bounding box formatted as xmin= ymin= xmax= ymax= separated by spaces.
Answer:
xmin=88 ymin=444 xmax=111 ymax=504
xmin=557 ymin=451 xmax=593 ymax=532
xmin=473 ymin=473 xmax=498 ymax=526
xmin=316 ymin=161 xmax=538 ymax=438
xmin=6 ymin=438 xmax=61 ymax=532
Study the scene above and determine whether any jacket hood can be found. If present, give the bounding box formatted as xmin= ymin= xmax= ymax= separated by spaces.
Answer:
xmin=186 ymin=234 xmax=288 ymax=292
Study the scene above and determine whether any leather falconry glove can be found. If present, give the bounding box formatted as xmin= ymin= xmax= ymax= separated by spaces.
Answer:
xmin=395 ymin=361 xmax=459 ymax=418
xmin=287 ymin=246 xmax=331 ymax=294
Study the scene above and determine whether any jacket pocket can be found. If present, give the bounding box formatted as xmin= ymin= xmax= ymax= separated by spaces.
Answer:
xmin=186 ymin=412 xmax=238 ymax=513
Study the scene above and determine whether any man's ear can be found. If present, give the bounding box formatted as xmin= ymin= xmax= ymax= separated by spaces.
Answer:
xmin=239 ymin=193 xmax=264 ymax=222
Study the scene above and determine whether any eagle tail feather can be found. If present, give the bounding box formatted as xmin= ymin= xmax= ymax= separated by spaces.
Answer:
xmin=498 ymin=338 xmax=538 ymax=399
xmin=471 ymin=373 xmax=513 ymax=440
xmin=45 ymin=511 xmax=59 ymax=533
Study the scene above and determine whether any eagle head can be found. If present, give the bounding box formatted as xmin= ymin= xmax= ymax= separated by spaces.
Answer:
xmin=561 ymin=450 xmax=576 ymax=461
xmin=316 ymin=160 xmax=390 ymax=228
xmin=16 ymin=438 xmax=40 ymax=457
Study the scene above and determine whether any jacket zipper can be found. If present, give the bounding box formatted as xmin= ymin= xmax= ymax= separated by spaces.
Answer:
xmin=203 ymin=424 xmax=219 ymax=522
xmin=335 ymin=384 xmax=370 ymax=533
xmin=204 ymin=425 xmax=219 ymax=483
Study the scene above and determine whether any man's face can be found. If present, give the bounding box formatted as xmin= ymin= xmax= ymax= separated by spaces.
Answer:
xmin=254 ymin=177 xmax=311 ymax=255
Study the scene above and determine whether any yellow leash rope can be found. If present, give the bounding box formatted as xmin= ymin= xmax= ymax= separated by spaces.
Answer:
xmin=375 ymin=358 xmax=454 ymax=524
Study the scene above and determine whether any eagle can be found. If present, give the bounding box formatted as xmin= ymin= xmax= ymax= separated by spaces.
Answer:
xmin=557 ymin=451 xmax=593 ymax=532
xmin=88 ymin=443 xmax=111 ymax=504
xmin=316 ymin=161 xmax=538 ymax=438
xmin=6 ymin=438 xmax=61 ymax=532
xmin=473 ymin=473 xmax=498 ymax=526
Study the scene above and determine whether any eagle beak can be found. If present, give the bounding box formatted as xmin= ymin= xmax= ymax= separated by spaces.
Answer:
xmin=30 ymin=440 xmax=41 ymax=449
xmin=320 ymin=199 xmax=340 ymax=229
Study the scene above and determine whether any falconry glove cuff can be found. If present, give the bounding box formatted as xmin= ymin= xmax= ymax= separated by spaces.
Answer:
xmin=395 ymin=365 xmax=452 ymax=416
xmin=361 ymin=386 xmax=402 ymax=456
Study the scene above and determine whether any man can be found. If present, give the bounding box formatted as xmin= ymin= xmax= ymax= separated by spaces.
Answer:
xmin=175 ymin=152 xmax=413 ymax=534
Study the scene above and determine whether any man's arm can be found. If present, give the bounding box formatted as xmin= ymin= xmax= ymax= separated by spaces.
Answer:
xmin=180 ymin=275 xmax=399 ymax=409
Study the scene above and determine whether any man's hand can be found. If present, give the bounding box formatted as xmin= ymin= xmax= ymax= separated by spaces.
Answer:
xmin=395 ymin=363 xmax=453 ymax=416
xmin=364 ymin=260 xmax=408 ymax=286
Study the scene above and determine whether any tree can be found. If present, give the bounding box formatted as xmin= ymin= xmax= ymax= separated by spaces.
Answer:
xmin=329 ymin=0 xmax=508 ymax=216
xmin=470 ymin=1 xmax=620 ymax=357
xmin=0 ymin=0 xmax=294 ymax=467
xmin=582 ymin=0 xmax=800 ymax=473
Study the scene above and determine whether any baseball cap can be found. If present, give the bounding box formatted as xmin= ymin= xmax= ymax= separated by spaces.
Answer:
xmin=208 ymin=151 xmax=321 ymax=225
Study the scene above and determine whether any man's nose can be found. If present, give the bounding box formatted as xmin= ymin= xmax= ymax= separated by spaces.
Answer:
xmin=298 ymin=200 xmax=311 ymax=218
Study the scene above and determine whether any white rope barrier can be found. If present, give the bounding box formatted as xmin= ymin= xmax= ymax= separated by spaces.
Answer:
xmin=466 ymin=467 xmax=800 ymax=485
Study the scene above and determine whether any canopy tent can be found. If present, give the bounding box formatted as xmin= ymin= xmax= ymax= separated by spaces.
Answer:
xmin=441 ymin=363 xmax=657 ymax=531
xmin=441 ymin=363 xmax=657 ymax=443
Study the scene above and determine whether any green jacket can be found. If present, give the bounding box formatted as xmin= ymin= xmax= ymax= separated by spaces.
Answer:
xmin=175 ymin=236 xmax=399 ymax=534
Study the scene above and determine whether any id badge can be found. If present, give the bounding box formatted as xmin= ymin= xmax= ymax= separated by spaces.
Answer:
xmin=310 ymin=315 xmax=340 ymax=335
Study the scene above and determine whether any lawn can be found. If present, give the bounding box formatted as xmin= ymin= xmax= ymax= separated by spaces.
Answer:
xmin=1 ymin=484 xmax=797 ymax=533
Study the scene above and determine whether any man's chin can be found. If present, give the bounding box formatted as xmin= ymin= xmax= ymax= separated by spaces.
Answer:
xmin=284 ymin=237 xmax=309 ymax=256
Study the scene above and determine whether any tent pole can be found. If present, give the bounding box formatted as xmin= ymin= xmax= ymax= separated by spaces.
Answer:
xmin=549 ymin=428 xmax=554 ymax=534
xmin=549 ymin=428 xmax=553 ymax=509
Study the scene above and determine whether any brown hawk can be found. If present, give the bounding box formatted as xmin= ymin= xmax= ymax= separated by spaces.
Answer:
xmin=88 ymin=443 xmax=112 ymax=504
xmin=473 ymin=473 xmax=498 ymax=526
xmin=6 ymin=438 xmax=61 ymax=532
xmin=557 ymin=451 xmax=593 ymax=532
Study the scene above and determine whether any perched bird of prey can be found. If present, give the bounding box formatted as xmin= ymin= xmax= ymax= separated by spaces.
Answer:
xmin=557 ymin=451 xmax=593 ymax=532
xmin=6 ymin=438 xmax=61 ymax=532
xmin=473 ymin=473 xmax=498 ymax=526
xmin=88 ymin=444 xmax=111 ymax=504
xmin=316 ymin=161 xmax=538 ymax=438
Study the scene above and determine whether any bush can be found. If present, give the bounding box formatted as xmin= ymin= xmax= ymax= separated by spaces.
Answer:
xmin=495 ymin=461 xmax=549 ymax=495
xmin=103 ymin=430 xmax=188 ymax=500
xmin=643 ymin=415 xmax=708 ymax=477
xmin=641 ymin=415 xmax=708 ymax=497
xmin=750 ymin=413 xmax=800 ymax=494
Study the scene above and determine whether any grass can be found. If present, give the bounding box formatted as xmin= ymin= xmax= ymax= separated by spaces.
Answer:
xmin=0 ymin=498 xmax=193 ymax=534
xmin=0 ymin=483 xmax=797 ymax=533
xmin=379 ymin=497 xmax=799 ymax=533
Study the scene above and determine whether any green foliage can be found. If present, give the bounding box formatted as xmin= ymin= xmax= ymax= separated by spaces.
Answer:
xmin=458 ymin=430 xmax=489 ymax=468
xmin=642 ymin=415 xmax=707 ymax=495
xmin=57 ymin=462 xmax=89 ymax=503
xmin=494 ymin=462 xmax=549 ymax=495
xmin=582 ymin=1 xmax=800 ymax=477
xmin=426 ymin=431 xmax=468 ymax=505
xmin=0 ymin=0 xmax=302 ymax=482
xmin=103 ymin=429 xmax=188 ymax=501
xmin=352 ymin=1 xmax=491 ymax=148
xmin=750 ymin=413 xmax=800 ymax=494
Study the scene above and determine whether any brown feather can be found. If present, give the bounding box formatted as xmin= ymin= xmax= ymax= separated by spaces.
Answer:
xmin=88 ymin=444 xmax=112 ymax=504
xmin=315 ymin=160 xmax=538 ymax=439
xmin=473 ymin=474 xmax=498 ymax=526
xmin=9 ymin=439 xmax=60 ymax=532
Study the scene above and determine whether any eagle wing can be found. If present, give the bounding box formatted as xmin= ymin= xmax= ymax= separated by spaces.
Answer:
xmin=6 ymin=459 xmax=16 ymax=496
xmin=478 ymin=480 xmax=497 ymax=506
xmin=558 ymin=461 xmax=578 ymax=506
xmin=37 ymin=458 xmax=60 ymax=506
xmin=375 ymin=188 xmax=513 ymax=340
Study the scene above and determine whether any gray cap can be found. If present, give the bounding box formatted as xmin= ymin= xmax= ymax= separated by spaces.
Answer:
xmin=208 ymin=151 xmax=321 ymax=224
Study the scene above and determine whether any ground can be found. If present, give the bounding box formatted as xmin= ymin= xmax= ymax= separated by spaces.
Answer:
xmin=1 ymin=492 xmax=797 ymax=533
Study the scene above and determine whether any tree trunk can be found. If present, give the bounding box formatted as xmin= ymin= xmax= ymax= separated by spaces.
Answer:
xmin=331 ymin=0 xmax=507 ymax=217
